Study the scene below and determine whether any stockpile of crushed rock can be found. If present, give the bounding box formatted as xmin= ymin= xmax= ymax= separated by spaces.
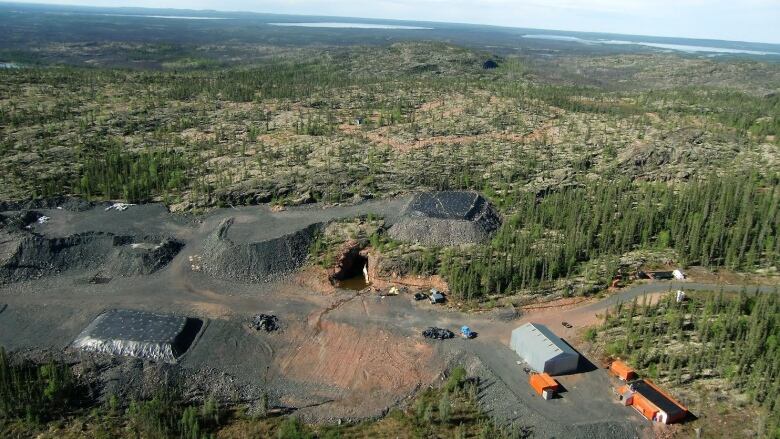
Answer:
xmin=0 ymin=211 xmax=183 ymax=283
xmin=388 ymin=191 xmax=501 ymax=246
xmin=201 ymin=218 xmax=322 ymax=283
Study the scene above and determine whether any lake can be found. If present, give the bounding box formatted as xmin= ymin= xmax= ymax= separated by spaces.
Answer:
xmin=523 ymin=34 xmax=780 ymax=56
xmin=269 ymin=22 xmax=432 ymax=29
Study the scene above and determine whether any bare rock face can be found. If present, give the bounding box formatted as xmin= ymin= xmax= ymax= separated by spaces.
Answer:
xmin=388 ymin=191 xmax=501 ymax=246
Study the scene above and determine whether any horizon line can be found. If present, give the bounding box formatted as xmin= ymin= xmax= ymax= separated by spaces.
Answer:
xmin=2 ymin=0 xmax=779 ymax=46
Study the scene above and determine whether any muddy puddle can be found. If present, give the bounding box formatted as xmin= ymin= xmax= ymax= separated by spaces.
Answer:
xmin=337 ymin=274 xmax=371 ymax=290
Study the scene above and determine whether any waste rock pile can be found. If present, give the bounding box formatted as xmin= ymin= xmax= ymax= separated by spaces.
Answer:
xmin=388 ymin=191 xmax=501 ymax=246
xmin=422 ymin=327 xmax=455 ymax=340
xmin=0 ymin=210 xmax=47 ymax=231
xmin=105 ymin=238 xmax=184 ymax=276
xmin=249 ymin=314 xmax=279 ymax=332
xmin=201 ymin=218 xmax=322 ymax=282
xmin=0 ymin=227 xmax=183 ymax=283
xmin=72 ymin=309 xmax=203 ymax=363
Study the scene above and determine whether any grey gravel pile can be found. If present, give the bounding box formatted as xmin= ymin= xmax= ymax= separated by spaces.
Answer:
xmin=388 ymin=191 xmax=501 ymax=246
xmin=0 ymin=227 xmax=183 ymax=283
xmin=201 ymin=218 xmax=322 ymax=283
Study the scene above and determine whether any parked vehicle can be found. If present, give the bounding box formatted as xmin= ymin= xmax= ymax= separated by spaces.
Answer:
xmin=422 ymin=327 xmax=454 ymax=340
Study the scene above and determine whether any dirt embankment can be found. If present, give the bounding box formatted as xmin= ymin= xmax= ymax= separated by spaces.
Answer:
xmin=364 ymin=250 xmax=449 ymax=291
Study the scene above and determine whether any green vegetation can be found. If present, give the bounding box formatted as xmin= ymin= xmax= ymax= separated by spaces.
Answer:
xmin=0 ymin=348 xmax=222 ymax=438
xmin=593 ymin=291 xmax=780 ymax=438
xmin=76 ymin=144 xmax=190 ymax=203
xmin=0 ymin=348 xmax=84 ymax=425
xmin=2 ymin=9 xmax=780 ymax=437
xmin=2 ymin=42 xmax=778 ymax=211
xmin=380 ymin=173 xmax=779 ymax=301
xmin=0 ymin=355 xmax=525 ymax=439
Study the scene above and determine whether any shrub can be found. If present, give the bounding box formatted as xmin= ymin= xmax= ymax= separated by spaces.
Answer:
xmin=445 ymin=366 xmax=468 ymax=393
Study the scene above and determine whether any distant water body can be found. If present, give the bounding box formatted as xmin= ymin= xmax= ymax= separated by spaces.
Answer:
xmin=523 ymin=34 xmax=780 ymax=56
xmin=99 ymin=14 xmax=232 ymax=20
xmin=269 ymin=22 xmax=432 ymax=29
xmin=0 ymin=62 xmax=20 ymax=68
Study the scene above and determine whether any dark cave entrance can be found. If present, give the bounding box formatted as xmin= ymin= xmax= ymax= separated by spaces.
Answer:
xmin=334 ymin=252 xmax=370 ymax=291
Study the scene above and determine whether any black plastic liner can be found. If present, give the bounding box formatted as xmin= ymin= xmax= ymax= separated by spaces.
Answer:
xmin=72 ymin=309 xmax=203 ymax=363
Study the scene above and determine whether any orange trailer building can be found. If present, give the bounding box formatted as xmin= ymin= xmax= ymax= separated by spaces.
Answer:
xmin=618 ymin=380 xmax=688 ymax=424
xmin=610 ymin=360 xmax=637 ymax=381
xmin=529 ymin=373 xmax=559 ymax=400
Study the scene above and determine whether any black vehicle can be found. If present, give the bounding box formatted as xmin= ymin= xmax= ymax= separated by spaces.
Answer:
xmin=561 ymin=321 xmax=573 ymax=328
xmin=422 ymin=327 xmax=454 ymax=340
xmin=413 ymin=292 xmax=427 ymax=301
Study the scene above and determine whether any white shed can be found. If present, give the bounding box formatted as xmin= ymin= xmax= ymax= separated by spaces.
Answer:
xmin=510 ymin=323 xmax=579 ymax=375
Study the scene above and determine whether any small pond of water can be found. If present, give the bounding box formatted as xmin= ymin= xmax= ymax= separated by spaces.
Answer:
xmin=337 ymin=275 xmax=371 ymax=291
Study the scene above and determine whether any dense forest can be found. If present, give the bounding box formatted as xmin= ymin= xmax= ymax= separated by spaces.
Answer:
xmin=389 ymin=173 xmax=780 ymax=301
xmin=593 ymin=291 xmax=780 ymax=438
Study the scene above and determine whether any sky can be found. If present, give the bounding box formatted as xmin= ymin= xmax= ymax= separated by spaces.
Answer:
xmin=13 ymin=0 xmax=780 ymax=44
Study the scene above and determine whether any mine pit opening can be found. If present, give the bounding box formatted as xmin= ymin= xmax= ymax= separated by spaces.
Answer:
xmin=334 ymin=253 xmax=370 ymax=291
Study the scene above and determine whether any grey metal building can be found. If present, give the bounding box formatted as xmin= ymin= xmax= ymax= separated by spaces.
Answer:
xmin=510 ymin=322 xmax=579 ymax=375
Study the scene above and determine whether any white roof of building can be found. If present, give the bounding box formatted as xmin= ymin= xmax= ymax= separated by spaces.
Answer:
xmin=511 ymin=322 xmax=579 ymax=374
xmin=514 ymin=323 xmax=576 ymax=358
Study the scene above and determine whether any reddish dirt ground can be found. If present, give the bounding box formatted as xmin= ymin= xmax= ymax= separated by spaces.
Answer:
xmin=274 ymin=318 xmax=439 ymax=415
xmin=293 ymin=267 xmax=338 ymax=295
